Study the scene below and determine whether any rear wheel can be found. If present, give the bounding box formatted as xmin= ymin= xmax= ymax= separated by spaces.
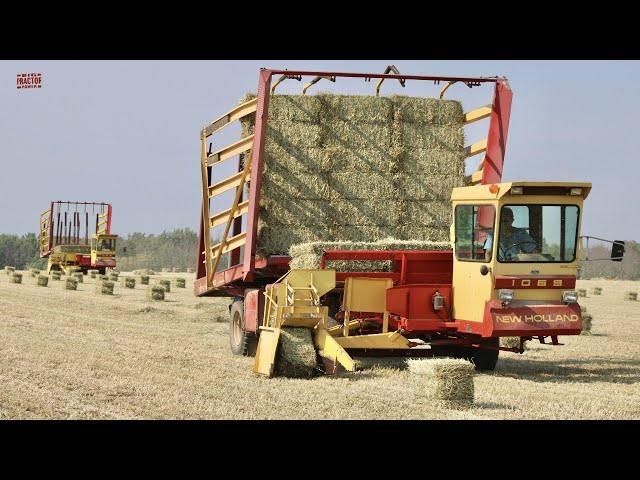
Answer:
xmin=229 ymin=300 xmax=257 ymax=357
xmin=469 ymin=337 xmax=500 ymax=371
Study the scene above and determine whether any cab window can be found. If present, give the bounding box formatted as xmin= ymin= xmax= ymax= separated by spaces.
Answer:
xmin=455 ymin=205 xmax=496 ymax=262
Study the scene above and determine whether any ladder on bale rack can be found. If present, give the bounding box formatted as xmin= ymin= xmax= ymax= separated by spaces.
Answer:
xmin=196 ymin=68 xmax=512 ymax=297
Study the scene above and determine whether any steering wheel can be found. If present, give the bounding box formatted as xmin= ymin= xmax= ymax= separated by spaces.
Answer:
xmin=499 ymin=241 xmax=538 ymax=260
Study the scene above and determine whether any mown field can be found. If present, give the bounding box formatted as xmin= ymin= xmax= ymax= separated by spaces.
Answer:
xmin=0 ymin=271 xmax=638 ymax=419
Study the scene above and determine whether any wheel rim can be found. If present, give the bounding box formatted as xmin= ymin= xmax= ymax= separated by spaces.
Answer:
xmin=232 ymin=311 xmax=242 ymax=346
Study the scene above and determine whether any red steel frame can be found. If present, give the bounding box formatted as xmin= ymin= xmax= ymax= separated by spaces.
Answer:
xmin=195 ymin=68 xmax=512 ymax=297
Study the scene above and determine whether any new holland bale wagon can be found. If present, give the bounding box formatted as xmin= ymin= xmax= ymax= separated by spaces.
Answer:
xmin=194 ymin=67 xmax=624 ymax=377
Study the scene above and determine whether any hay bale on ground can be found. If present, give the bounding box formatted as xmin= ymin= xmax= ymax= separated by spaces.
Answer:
xmin=96 ymin=280 xmax=114 ymax=295
xmin=51 ymin=271 xmax=61 ymax=280
xmin=88 ymin=270 xmax=98 ymax=279
xmin=98 ymin=274 xmax=109 ymax=281
xmin=65 ymin=278 xmax=78 ymax=290
xmin=138 ymin=275 xmax=150 ymax=285
xmin=581 ymin=313 xmax=593 ymax=335
xmin=37 ymin=275 xmax=49 ymax=287
xmin=148 ymin=285 xmax=165 ymax=301
xmin=4 ymin=266 xmax=15 ymax=275
xmin=124 ymin=277 xmax=136 ymax=289
xmin=158 ymin=279 xmax=171 ymax=293
xmin=30 ymin=269 xmax=40 ymax=278
xmin=591 ymin=287 xmax=602 ymax=296
xmin=73 ymin=272 xmax=84 ymax=283
xmin=274 ymin=327 xmax=319 ymax=378
xmin=175 ymin=278 xmax=186 ymax=288
xmin=10 ymin=273 xmax=22 ymax=284
xmin=578 ymin=288 xmax=587 ymax=297
xmin=500 ymin=336 xmax=528 ymax=351
xmin=161 ymin=268 xmax=170 ymax=273
xmin=186 ymin=268 xmax=194 ymax=274
xmin=289 ymin=238 xmax=450 ymax=271
xmin=108 ymin=273 xmax=119 ymax=282
xmin=408 ymin=358 xmax=474 ymax=409
xmin=624 ymin=292 xmax=637 ymax=301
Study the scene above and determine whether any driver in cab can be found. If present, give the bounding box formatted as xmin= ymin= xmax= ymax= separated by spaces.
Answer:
xmin=484 ymin=207 xmax=537 ymax=261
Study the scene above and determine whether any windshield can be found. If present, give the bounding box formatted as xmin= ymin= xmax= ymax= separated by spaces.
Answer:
xmin=97 ymin=238 xmax=116 ymax=252
xmin=496 ymin=205 xmax=579 ymax=263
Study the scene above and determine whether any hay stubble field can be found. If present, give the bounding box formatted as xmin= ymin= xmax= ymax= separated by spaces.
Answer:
xmin=1 ymin=272 xmax=639 ymax=419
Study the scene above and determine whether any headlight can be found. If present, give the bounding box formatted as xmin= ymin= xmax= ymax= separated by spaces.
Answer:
xmin=499 ymin=289 xmax=514 ymax=305
xmin=562 ymin=291 xmax=578 ymax=303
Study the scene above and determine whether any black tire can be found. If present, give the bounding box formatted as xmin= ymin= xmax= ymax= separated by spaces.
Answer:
xmin=469 ymin=337 xmax=500 ymax=371
xmin=229 ymin=300 xmax=258 ymax=357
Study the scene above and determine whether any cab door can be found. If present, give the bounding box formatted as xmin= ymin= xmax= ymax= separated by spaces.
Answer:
xmin=451 ymin=203 xmax=497 ymax=325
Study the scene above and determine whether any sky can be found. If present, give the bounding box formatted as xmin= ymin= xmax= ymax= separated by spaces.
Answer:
xmin=1 ymin=60 xmax=639 ymax=241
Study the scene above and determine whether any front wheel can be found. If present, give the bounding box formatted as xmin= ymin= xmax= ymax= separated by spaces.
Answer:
xmin=229 ymin=300 xmax=257 ymax=357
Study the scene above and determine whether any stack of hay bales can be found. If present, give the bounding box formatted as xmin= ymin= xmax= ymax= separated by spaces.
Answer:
xmin=290 ymin=238 xmax=450 ymax=271
xmin=624 ymin=291 xmax=637 ymax=301
xmin=273 ymin=327 xmax=319 ymax=378
xmin=238 ymin=93 xmax=465 ymax=257
xmin=65 ymin=277 xmax=78 ymax=290
xmin=10 ymin=273 xmax=23 ymax=284
xmin=37 ymin=275 xmax=49 ymax=287
xmin=408 ymin=358 xmax=474 ymax=409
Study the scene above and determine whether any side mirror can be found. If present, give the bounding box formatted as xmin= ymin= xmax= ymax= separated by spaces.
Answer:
xmin=611 ymin=241 xmax=625 ymax=262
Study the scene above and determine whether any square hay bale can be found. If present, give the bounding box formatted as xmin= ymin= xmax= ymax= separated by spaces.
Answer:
xmin=10 ymin=273 xmax=23 ymax=284
xmin=98 ymin=274 xmax=109 ymax=281
xmin=51 ymin=271 xmax=62 ymax=280
xmin=578 ymin=288 xmax=587 ymax=297
xmin=158 ymin=279 xmax=171 ymax=293
xmin=391 ymin=95 xmax=463 ymax=125
xmin=124 ymin=277 xmax=136 ymax=289
xmin=148 ymin=285 xmax=165 ymax=301
xmin=499 ymin=336 xmax=528 ymax=351
xmin=65 ymin=278 xmax=78 ymax=290
xmin=175 ymin=278 xmax=186 ymax=288
xmin=37 ymin=275 xmax=49 ymax=287
xmin=237 ymin=93 xmax=464 ymax=257
xmin=581 ymin=313 xmax=593 ymax=335
xmin=289 ymin=238 xmax=450 ymax=271
xmin=624 ymin=292 xmax=637 ymax=301
xmin=30 ymin=269 xmax=40 ymax=278
xmin=4 ymin=266 xmax=15 ymax=275
xmin=73 ymin=272 xmax=84 ymax=283
xmin=96 ymin=280 xmax=114 ymax=295
xmin=108 ymin=272 xmax=119 ymax=282
xmin=273 ymin=327 xmax=319 ymax=378
xmin=407 ymin=358 xmax=474 ymax=409
xmin=88 ymin=270 xmax=98 ymax=279
xmin=138 ymin=275 xmax=150 ymax=285
xmin=591 ymin=287 xmax=602 ymax=296
xmin=317 ymin=94 xmax=394 ymax=124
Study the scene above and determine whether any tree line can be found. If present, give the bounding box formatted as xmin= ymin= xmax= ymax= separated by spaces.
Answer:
xmin=1 ymin=230 xmax=638 ymax=279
